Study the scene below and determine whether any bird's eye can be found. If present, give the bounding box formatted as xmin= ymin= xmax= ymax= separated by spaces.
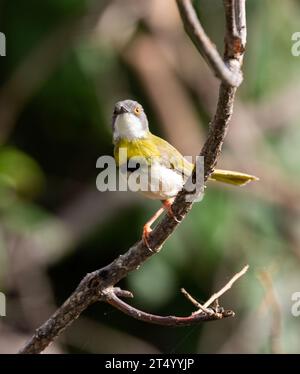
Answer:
xmin=134 ymin=106 xmax=141 ymax=115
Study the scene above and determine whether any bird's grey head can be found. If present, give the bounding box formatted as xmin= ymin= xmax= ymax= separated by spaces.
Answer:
xmin=112 ymin=100 xmax=149 ymax=142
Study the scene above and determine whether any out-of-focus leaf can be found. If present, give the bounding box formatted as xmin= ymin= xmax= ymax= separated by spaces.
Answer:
xmin=3 ymin=201 xmax=50 ymax=232
xmin=127 ymin=255 xmax=177 ymax=308
xmin=0 ymin=147 xmax=44 ymax=198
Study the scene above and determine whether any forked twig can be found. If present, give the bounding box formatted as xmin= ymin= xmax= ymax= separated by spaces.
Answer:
xmin=203 ymin=265 xmax=249 ymax=309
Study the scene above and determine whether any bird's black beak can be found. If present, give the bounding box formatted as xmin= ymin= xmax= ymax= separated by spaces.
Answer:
xmin=114 ymin=105 xmax=129 ymax=115
xmin=120 ymin=106 xmax=129 ymax=114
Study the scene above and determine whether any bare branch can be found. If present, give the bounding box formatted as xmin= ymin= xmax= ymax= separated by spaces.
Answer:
xmin=18 ymin=0 xmax=248 ymax=354
xmin=176 ymin=0 xmax=243 ymax=87
xmin=104 ymin=265 xmax=249 ymax=326
xmin=175 ymin=0 xmax=247 ymax=182
xmin=104 ymin=288 xmax=233 ymax=326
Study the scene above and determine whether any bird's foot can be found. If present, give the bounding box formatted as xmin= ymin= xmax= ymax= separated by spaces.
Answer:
xmin=163 ymin=199 xmax=181 ymax=223
xmin=142 ymin=224 xmax=153 ymax=252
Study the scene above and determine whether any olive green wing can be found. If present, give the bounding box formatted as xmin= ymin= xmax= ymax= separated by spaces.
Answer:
xmin=149 ymin=133 xmax=193 ymax=178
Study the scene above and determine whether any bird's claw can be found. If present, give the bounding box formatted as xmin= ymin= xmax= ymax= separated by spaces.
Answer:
xmin=168 ymin=209 xmax=181 ymax=223
xmin=142 ymin=224 xmax=153 ymax=252
xmin=163 ymin=201 xmax=181 ymax=223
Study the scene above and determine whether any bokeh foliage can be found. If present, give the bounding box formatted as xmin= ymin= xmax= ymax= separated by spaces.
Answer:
xmin=1 ymin=0 xmax=300 ymax=353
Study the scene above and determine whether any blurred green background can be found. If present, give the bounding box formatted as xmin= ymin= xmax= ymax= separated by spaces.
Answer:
xmin=1 ymin=0 xmax=300 ymax=353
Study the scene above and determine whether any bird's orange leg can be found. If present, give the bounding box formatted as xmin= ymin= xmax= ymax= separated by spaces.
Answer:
xmin=142 ymin=198 xmax=181 ymax=250
xmin=162 ymin=198 xmax=181 ymax=223
xmin=142 ymin=206 xmax=165 ymax=250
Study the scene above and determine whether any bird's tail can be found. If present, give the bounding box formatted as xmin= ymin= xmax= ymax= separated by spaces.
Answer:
xmin=209 ymin=169 xmax=259 ymax=186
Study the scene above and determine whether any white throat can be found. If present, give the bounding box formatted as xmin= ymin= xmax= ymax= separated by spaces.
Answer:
xmin=114 ymin=113 xmax=147 ymax=141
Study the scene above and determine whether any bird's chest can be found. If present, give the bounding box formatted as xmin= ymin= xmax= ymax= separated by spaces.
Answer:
xmin=114 ymin=140 xmax=184 ymax=199
xmin=120 ymin=160 xmax=184 ymax=200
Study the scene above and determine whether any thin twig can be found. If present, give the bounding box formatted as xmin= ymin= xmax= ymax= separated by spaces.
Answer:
xmin=18 ymin=0 xmax=247 ymax=354
xmin=181 ymin=288 xmax=213 ymax=315
xmin=203 ymin=265 xmax=249 ymax=309
xmin=104 ymin=289 xmax=233 ymax=325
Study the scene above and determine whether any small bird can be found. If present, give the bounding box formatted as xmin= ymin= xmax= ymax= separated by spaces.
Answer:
xmin=112 ymin=99 xmax=258 ymax=247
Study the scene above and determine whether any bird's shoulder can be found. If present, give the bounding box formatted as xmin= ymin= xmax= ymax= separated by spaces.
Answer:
xmin=148 ymin=134 xmax=193 ymax=176
xmin=114 ymin=134 xmax=193 ymax=177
